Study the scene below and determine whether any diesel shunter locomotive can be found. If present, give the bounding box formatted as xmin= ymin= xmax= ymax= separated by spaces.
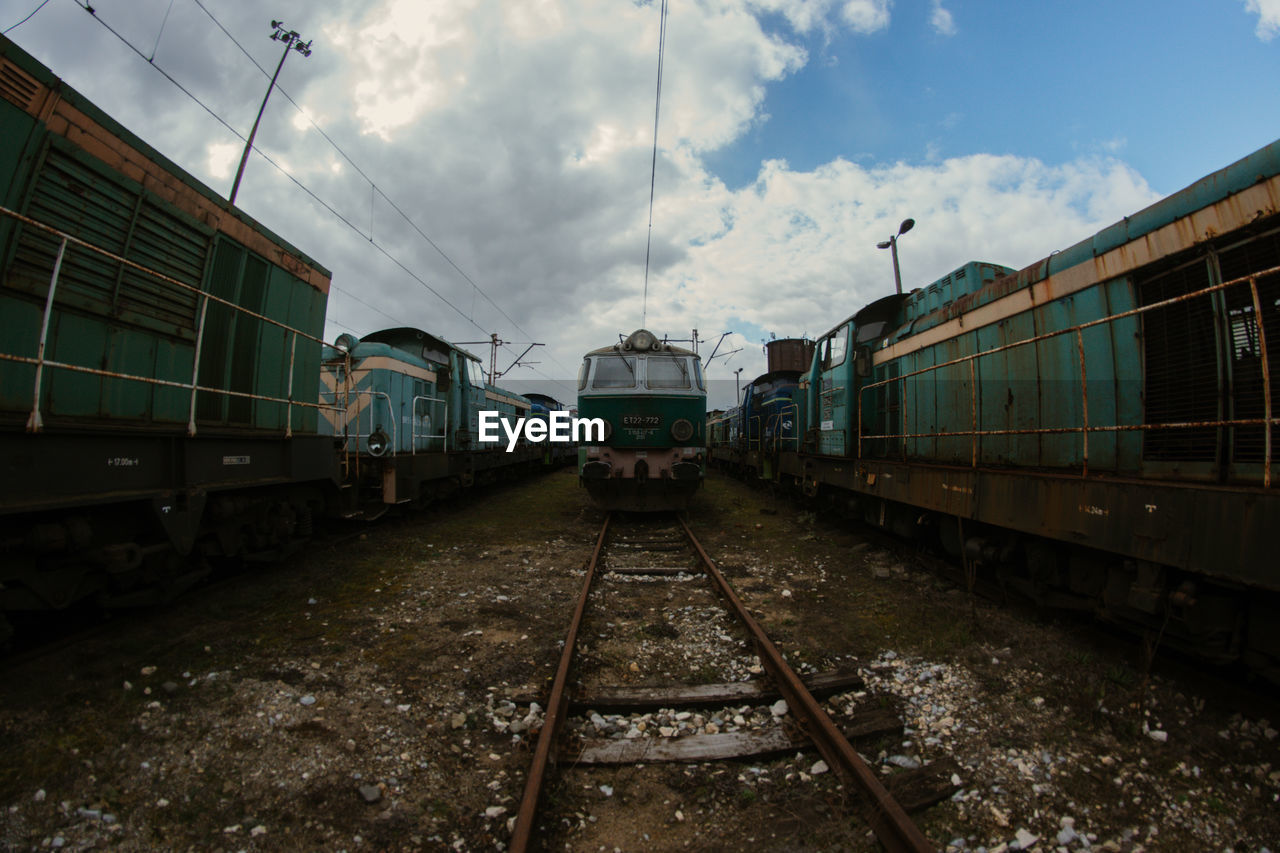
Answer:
xmin=577 ymin=329 xmax=706 ymax=511
xmin=711 ymin=139 xmax=1280 ymax=678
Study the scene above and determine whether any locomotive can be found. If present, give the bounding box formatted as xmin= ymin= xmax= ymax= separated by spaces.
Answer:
xmin=712 ymin=139 xmax=1280 ymax=677
xmin=577 ymin=329 xmax=706 ymax=511
xmin=524 ymin=392 xmax=578 ymax=467
xmin=319 ymin=327 xmax=543 ymax=517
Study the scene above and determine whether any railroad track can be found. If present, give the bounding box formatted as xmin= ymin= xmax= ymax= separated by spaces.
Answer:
xmin=510 ymin=512 xmax=943 ymax=852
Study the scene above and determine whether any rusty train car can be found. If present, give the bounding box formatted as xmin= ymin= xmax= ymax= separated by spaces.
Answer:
xmin=713 ymin=139 xmax=1280 ymax=678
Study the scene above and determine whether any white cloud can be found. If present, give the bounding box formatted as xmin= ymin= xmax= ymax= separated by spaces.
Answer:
xmin=8 ymin=0 xmax=1161 ymax=399
xmin=930 ymin=0 xmax=956 ymax=36
xmin=655 ymin=154 xmax=1159 ymax=353
xmin=205 ymin=142 xmax=241 ymax=179
xmin=1246 ymin=0 xmax=1280 ymax=38
xmin=1245 ymin=0 xmax=1280 ymax=39
xmin=841 ymin=0 xmax=892 ymax=34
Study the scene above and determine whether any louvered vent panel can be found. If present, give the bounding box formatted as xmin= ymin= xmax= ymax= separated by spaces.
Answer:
xmin=0 ymin=58 xmax=39 ymax=111
xmin=1139 ymin=258 xmax=1219 ymax=461
xmin=11 ymin=145 xmax=206 ymax=334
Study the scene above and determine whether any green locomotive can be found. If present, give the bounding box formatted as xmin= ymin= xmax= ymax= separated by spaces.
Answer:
xmin=577 ymin=329 xmax=705 ymax=511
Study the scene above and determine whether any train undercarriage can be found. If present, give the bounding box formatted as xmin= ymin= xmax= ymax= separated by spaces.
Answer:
xmin=711 ymin=446 xmax=1280 ymax=683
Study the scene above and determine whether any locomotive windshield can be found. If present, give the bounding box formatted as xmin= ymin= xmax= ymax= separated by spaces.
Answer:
xmin=646 ymin=356 xmax=692 ymax=389
xmin=591 ymin=355 xmax=637 ymax=388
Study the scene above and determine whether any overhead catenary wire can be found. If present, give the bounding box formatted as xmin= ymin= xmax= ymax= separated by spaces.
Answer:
xmin=66 ymin=0 xmax=500 ymax=345
xmin=641 ymin=0 xmax=668 ymax=329
xmin=186 ymin=0 xmax=563 ymax=372
xmin=63 ymin=0 xmax=585 ymax=390
xmin=2 ymin=0 xmax=52 ymax=35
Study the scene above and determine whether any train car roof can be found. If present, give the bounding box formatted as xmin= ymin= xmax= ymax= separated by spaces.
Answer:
xmin=524 ymin=392 xmax=564 ymax=408
xmin=585 ymin=328 xmax=699 ymax=358
xmin=361 ymin=327 xmax=483 ymax=364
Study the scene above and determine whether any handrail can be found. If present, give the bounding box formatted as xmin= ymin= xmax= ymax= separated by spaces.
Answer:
xmin=1 ymin=205 xmax=338 ymax=437
xmin=854 ymin=266 xmax=1278 ymax=485
xmin=410 ymin=394 xmax=449 ymax=453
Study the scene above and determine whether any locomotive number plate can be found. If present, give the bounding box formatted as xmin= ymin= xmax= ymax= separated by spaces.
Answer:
xmin=622 ymin=415 xmax=661 ymax=427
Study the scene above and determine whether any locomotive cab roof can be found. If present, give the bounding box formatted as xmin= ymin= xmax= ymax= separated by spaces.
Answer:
xmin=360 ymin=327 xmax=482 ymax=366
xmin=585 ymin=328 xmax=699 ymax=358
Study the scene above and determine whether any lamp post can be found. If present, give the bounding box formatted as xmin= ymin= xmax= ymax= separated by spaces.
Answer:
xmin=229 ymin=21 xmax=312 ymax=205
xmin=734 ymin=368 xmax=743 ymax=405
xmin=876 ymin=217 xmax=915 ymax=295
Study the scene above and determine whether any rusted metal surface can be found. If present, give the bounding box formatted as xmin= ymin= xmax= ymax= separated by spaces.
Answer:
xmin=1076 ymin=329 xmax=1089 ymax=478
xmin=1 ymin=206 xmax=327 ymax=345
xmin=509 ymin=515 xmax=610 ymax=853
xmin=678 ymin=517 xmax=936 ymax=853
xmin=0 ymin=353 xmax=338 ymax=414
xmin=858 ymin=264 xmax=1280 ymax=483
xmin=765 ymin=337 xmax=815 ymax=373
xmin=2 ymin=206 xmax=339 ymax=435
xmin=875 ymin=155 xmax=1280 ymax=367
xmin=1249 ymin=276 xmax=1274 ymax=487
xmin=826 ymin=454 xmax=1280 ymax=591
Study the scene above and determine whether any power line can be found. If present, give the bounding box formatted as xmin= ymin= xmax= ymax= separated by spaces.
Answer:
xmin=186 ymin=0 xmax=551 ymax=364
xmin=70 ymin=0 xmax=586 ymax=384
xmin=3 ymin=0 xmax=52 ymax=35
xmin=69 ymin=1 xmax=486 ymax=339
xmin=641 ymin=0 xmax=668 ymax=329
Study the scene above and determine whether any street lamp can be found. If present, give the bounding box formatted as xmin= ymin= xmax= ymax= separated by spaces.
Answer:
xmin=229 ymin=21 xmax=313 ymax=205
xmin=734 ymin=368 xmax=744 ymax=405
xmin=876 ymin=217 xmax=915 ymax=295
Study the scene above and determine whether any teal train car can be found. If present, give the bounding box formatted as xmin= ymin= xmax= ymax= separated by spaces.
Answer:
xmin=0 ymin=35 xmax=337 ymax=636
xmin=578 ymin=329 xmax=706 ymax=511
xmin=319 ymin=327 xmax=545 ymax=514
xmin=762 ymin=141 xmax=1280 ymax=677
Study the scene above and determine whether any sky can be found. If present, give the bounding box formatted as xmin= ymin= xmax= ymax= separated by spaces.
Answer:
xmin=5 ymin=0 xmax=1279 ymax=408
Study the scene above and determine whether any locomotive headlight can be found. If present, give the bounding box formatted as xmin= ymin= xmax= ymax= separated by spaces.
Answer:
xmin=602 ymin=420 xmax=613 ymax=440
xmin=671 ymin=418 xmax=694 ymax=442
xmin=625 ymin=329 xmax=657 ymax=351
xmin=367 ymin=428 xmax=390 ymax=457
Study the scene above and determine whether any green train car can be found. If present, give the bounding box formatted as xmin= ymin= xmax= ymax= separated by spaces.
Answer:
xmin=0 ymin=35 xmax=337 ymax=634
xmin=577 ymin=329 xmax=706 ymax=511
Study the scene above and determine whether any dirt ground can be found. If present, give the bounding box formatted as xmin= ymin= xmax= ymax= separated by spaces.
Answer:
xmin=1 ymin=467 xmax=1277 ymax=852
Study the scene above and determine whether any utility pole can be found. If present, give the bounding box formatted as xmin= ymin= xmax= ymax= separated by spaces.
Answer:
xmin=229 ymin=21 xmax=312 ymax=205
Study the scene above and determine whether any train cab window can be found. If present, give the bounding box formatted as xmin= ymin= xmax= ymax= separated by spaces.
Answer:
xmin=592 ymin=356 xmax=637 ymax=388
xmin=646 ymin=356 xmax=692 ymax=389
xmin=855 ymin=321 xmax=887 ymax=344
xmin=822 ymin=325 xmax=849 ymax=369
xmin=693 ymin=359 xmax=705 ymax=391
xmin=578 ymin=359 xmax=589 ymax=390
xmin=466 ymin=359 xmax=485 ymax=387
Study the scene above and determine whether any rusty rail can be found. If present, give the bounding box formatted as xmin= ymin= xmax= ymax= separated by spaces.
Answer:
xmin=510 ymin=515 xmax=610 ymax=853
xmin=678 ymin=517 xmax=935 ymax=853
xmin=512 ymin=515 xmax=936 ymax=851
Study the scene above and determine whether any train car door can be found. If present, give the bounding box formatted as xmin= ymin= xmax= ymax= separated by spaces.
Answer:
xmin=815 ymin=322 xmax=852 ymax=456
xmin=460 ymin=354 xmax=487 ymax=447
